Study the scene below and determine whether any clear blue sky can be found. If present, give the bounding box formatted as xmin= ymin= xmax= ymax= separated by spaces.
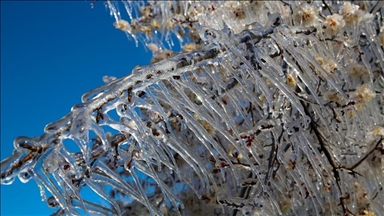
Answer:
xmin=1 ymin=1 xmax=151 ymax=215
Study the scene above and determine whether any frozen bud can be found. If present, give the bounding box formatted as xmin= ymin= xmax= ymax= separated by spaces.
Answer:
xmin=47 ymin=196 xmax=59 ymax=208
xmin=323 ymin=14 xmax=345 ymax=37
xmin=113 ymin=19 xmax=131 ymax=32
xmin=102 ymin=75 xmax=117 ymax=83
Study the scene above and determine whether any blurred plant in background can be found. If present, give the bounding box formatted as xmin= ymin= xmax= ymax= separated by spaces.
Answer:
xmin=1 ymin=1 xmax=384 ymax=215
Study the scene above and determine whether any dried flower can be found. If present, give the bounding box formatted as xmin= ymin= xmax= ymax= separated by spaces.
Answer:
xmin=323 ymin=14 xmax=345 ymax=37
xmin=339 ymin=2 xmax=361 ymax=26
xmin=113 ymin=19 xmax=130 ymax=32
xmin=352 ymin=84 xmax=376 ymax=111
xmin=316 ymin=56 xmax=337 ymax=74
xmin=293 ymin=3 xmax=319 ymax=27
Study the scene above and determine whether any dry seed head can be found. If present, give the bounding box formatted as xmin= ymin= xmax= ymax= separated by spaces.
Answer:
xmin=146 ymin=43 xmax=160 ymax=54
xmin=363 ymin=210 xmax=376 ymax=216
xmin=165 ymin=18 xmax=176 ymax=31
xmin=354 ymin=182 xmax=370 ymax=212
xmin=285 ymin=159 xmax=296 ymax=170
xmin=233 ymin=7 xmax=246 ymax=20
xmin=316 ymin=56 xmax=337 ymax=73
xmin=114 ymin=19 xmax=130 ymax=32
xmin=150 ymin=19 xmax=161 ymax=30
xmin=138 ymin=14 xmax=150 ymax=23
xmin=192 ymin=113 xmax=215 ymax=136
xmin=263 ymin=77 xmax=274 ymax=88
xmin=379 ymin=27 xmax=384 ymax=47
xmin=323 ymin=90 xmax=344 ymax=105
xmin=322 ymin=185 xmax=332 ymax=192
xmin=259 ymin=94 xmax=266 ymax=104
xmin=224 ymin=1 xmax=240 ymax=9
xmin=138 ymin=25 xmax=152 ymax=36
xmin=279 ymin=198 xmax=292 ymax=213
xmin=139 ymin=5 xmax=152 ymax=17
xmin=347 ymin=109 xmax=355 ymax=118
xmin=227 ymin=145 xmax=243 ymax=159
xmin=286 ymin=74 xmax=297 ymax=89
xmin=128 ymin=19 xmax=139 ymax=34
xmin=182 ymin=43 xmax=198 ymax=53
xmin=187 ymin=10 xmax=197 ymax=19
xmin=151 ymin=50 xmax=173 ymax=63
xmin=347 ymin=63 xmax=368 ymax=79
xmin=353 ymin=84 xmax=375 ymax=111
xmin=371 ymin=126 xmax=384 ymax=137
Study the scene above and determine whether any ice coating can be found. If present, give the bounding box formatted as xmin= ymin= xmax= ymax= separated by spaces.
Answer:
xmin=1 ymin=1 xmax=384 ymax=216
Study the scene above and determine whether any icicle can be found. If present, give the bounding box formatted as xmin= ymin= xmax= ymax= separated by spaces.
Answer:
xmin=56 ymin=169 xmax=87 ymax=213
xmin=72 ymin=199 xmax=115 ymax=216
xmin=134 ymin=161 xmax=185 ymax=212
xmin=84 ymin=177 xmax=122 ymax=216
xmin=129 ymin=167 xmax=163 ymax=216
xmin=90 ymin=171 xmax=145 ymax=205
xmin=34 ymin=149 xmax=76 ymax=215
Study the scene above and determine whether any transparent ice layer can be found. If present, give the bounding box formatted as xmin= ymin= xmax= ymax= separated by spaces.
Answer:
xmin=1 ymin=1 xmax=384 ymax=216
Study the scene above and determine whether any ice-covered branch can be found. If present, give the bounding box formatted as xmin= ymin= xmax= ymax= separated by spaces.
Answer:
xmin=1 ymin=1 xmax=384 ymax=216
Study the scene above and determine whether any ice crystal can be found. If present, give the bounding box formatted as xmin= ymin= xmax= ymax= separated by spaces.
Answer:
xmin=1 ymin=1 xmax=384 ymax=216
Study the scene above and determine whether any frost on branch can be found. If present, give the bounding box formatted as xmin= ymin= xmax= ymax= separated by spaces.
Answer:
xmin=1 ymin=1 xmax=384 ymax=216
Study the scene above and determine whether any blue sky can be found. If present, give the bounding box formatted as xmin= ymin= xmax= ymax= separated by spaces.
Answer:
xmin=1 ymin=1 xmax=152 ymax=215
